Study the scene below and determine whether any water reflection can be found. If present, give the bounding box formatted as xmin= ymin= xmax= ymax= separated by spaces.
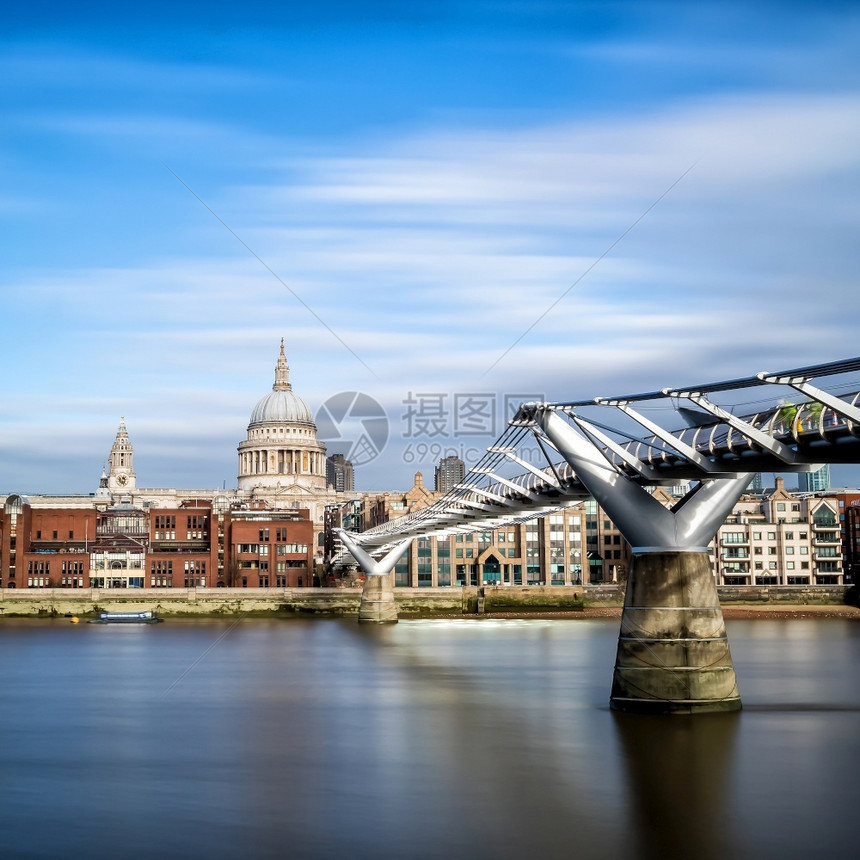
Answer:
xmin=613 ymin=711 xmax=739 ymax=860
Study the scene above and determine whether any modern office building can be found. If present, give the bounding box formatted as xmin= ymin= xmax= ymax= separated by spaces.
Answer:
xmin=326 ymin=454 xmax=355 ymax=492
xmin=798 ymin=464 xmax=831 ymax=492
xmin=434 ymin=456 xmax=465 ymax=493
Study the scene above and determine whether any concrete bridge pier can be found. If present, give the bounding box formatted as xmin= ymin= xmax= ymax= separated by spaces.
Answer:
xmin=357 ymin=574 xmax=399 ymax=624
xmin=612 ymin=550 xmax=739 ymax=713
xmin=535 ymin=408 xmax=750 ymax=713
xmin=335 ymin=530 xmax=413 ymax=624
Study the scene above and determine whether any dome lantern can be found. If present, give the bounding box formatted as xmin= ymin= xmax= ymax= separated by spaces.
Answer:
xmin=248 ymin=340 xmax=315 ymax=428
xmin=274 ymin=338 xmax=291 ymax=391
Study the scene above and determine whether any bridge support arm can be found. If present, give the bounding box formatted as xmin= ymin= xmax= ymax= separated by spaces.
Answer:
xmin=335 ymin=530 xmax=412 ymax=577
xmin=335 ymin=530 xmax=413 ymax=624
xmin=535 ymin=409 xmax=750 ymax=551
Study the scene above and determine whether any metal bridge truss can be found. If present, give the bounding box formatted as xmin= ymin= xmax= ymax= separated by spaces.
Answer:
xmin=338 ymin=357 xmax=860 ymax=557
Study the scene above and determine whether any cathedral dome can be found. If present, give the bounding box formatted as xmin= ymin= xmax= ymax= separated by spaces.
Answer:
xmin=250 ymin=389 xmax=314 ymax=426
xmin=247 ymin=340 xmax=315 ymax=428
xmin=238 ymin=341 xmax=327 ymax=497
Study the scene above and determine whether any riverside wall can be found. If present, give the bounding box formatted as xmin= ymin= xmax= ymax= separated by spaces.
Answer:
xmin=0 ymin=584 xmax=850 ymax=619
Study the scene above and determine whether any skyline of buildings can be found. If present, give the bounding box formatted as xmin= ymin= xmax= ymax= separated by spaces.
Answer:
xmin=2 ymin=343 xmax=859 ymax=590
xmin=327 ymin=473 xmax=852 ymax=589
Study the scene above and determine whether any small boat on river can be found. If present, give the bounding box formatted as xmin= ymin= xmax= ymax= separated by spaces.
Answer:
xmin=88 ymin=611 xmax=164 ymax=624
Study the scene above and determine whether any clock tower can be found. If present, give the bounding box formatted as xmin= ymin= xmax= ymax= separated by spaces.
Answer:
xmin=107 ymin=417 xmax=137 ymax=493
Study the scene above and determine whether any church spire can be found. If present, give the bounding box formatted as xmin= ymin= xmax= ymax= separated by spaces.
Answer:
xmin=108 ymin=416 xmax=136 ymax=492
xmin=273 ymin=338 xmax=292 ymax=391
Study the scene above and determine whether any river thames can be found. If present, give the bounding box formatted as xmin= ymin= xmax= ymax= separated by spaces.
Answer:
xmin=1 ymin=617 xmax=858 ymax=859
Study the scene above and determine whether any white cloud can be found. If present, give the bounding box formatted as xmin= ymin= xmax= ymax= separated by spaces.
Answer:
xmin=277 ymin=93 xmax=860 ymax=213
xmin=4 ymin=88 xmax=860 ymax=492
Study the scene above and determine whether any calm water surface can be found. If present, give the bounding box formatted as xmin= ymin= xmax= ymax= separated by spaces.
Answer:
xmin=1 ymin=617 xmax=858 ymax=859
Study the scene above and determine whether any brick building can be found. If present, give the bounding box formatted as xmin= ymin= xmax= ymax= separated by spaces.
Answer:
xmin=1 ymin=494 xmax=314 ymax=589
xmin=0 ymin=342 xmax=355 ymax=588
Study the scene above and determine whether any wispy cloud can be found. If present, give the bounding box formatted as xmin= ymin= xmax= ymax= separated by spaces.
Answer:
xmin=2 ymin=5 xmax=859 ymax=493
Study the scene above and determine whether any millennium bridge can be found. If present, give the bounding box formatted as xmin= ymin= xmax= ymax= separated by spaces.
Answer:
xmin=336 ymin=356 xmax=860 ymax=714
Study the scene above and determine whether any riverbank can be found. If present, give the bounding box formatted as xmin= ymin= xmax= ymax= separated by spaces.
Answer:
xmin=0 ymin=584 xmax=854 ymax=619
xmin=721 ymin=603 xmax=860 ymax=619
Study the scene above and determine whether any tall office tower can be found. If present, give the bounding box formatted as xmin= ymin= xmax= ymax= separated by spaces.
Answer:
xmin=798 ymin=464 xmax=830 ymax=492
xmin=435 ymin=456 xmax=466 ymax=493
xmin=326 ymin=454 xmax=355 ymax=492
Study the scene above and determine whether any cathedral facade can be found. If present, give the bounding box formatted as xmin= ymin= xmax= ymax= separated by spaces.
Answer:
xmin=92 ymin=339 xmax=344 ymax=537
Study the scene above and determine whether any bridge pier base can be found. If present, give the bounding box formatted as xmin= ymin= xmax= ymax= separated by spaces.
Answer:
xmin=611 ymin=551 xmax=741 ymax=713
xmin=358 ymin=574 xmax=399 ymax=624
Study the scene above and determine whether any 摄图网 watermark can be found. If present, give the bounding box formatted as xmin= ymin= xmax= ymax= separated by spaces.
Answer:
xmin=316 ymin=390 xmax=544 ymax=466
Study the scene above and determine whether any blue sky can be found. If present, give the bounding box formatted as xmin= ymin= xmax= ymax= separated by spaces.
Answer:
xmin=2 ymin=1 xmax=860 ymax=493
